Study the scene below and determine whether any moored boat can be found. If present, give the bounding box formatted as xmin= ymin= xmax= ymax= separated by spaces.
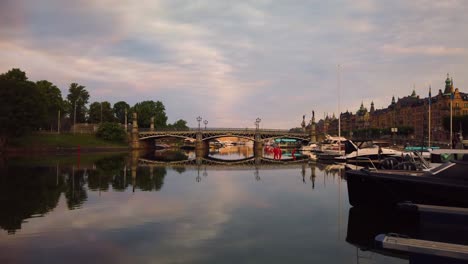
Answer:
xmin=346 ymin=158 xmax=468 ymax=208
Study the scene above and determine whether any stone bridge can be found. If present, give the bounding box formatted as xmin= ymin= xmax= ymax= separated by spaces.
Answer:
xmin=130 ymin=113 xmax=317 ymax=151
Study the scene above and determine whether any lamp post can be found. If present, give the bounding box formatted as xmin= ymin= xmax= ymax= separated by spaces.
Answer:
xmin=124 ymin=108 xmax=128 ymax=132
xmin=203 ymin=120 xmax=208 ymax=130
xmin=391 ymin=127 xmax=398 ymax=146
xmin=73 ymin=98 xmax=82 ymax=134
xmin=196 ymin=116 xmax=202 ymax=131
xmin=255 ymin=117 xmax=261 ymax=130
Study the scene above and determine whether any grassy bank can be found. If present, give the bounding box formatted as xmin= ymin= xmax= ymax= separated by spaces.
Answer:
xmin=6 ymin=151 xmax=130 ymax=167
xmin=9 ymin=133 xmax=129 ymax=149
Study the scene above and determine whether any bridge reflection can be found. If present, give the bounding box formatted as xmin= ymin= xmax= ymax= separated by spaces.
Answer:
xmin=0 ymin=153 xmax=345 ymax=234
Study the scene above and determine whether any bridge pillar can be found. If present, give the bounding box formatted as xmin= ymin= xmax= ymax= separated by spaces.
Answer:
xmin=150 ymin=117 xmax=155 ymax=131
xmin=130 ymin=150 xmax=140 ymax=191
xmin=131 ymin=112 xmax=140 ymax=149
xmin=254 ymin=132 xmax=263 ymax=159
xmin=310 ymin=163 xmax=316 ymax=189
xmin=195 ymin=132 xmax=208 ymax=157
xmin=310 ymin=124 xmax=317 ymax=143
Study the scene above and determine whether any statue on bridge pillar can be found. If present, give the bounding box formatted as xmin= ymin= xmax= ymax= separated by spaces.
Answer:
xmin=150 ymin=117 xmax=155 ymax=131
xmin=301 ymin=115 xmax=306 ymax=132
xmin=310 ymin=110 xmax=317 ymax=143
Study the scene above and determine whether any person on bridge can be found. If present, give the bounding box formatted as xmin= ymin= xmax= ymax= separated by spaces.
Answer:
xmin=278 ymin=147 xmax=282 ymax=159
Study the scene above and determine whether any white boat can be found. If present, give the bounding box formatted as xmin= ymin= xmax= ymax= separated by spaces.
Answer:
xmin=300 ymin=143 xmax=318 ymax=152
xmin=301 ymin=135 xmax=346 ymax=153
xmin=335 ymin=140 xmax=403 ymax=164
xmin=319 ymin=135 xmax=347 ymax=152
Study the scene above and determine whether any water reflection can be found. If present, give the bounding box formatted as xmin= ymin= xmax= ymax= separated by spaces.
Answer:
xmin=0 ymin=152 xmax=347 ymax=235
xmin=2 ymin=152 xmax=410 ymax=264
xmin=346 ymin=206 xmax=468 ymax=264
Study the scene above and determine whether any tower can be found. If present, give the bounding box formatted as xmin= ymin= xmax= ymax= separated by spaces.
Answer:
xmin=444 ymin=73 xmax=453 ymax=94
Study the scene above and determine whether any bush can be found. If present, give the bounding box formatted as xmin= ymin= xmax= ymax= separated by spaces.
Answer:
xmin=96 ymin=122 xmax=127 ymax=142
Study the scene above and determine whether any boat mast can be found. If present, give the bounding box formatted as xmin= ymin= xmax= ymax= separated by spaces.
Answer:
xmin=428 ymin=85 xmax=431 ymax=148
xmin=338 ymin=64 xmax=342 ymax=155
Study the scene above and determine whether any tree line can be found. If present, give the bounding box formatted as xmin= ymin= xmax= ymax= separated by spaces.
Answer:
xmin=0 ymin=68 xmax=188 ymax=147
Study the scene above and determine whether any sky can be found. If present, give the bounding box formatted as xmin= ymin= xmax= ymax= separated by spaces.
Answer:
xmin=1 ymin=0 xmax=467 ymax=128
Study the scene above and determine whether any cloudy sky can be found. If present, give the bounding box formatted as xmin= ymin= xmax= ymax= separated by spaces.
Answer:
xmin=1 ymin=0 xmax=467 ymax=128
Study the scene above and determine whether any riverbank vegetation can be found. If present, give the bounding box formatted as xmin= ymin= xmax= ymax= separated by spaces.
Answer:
xmin=9 ymin=133 xmax=128 ymax=149
xmin=0 ymin=68 xmax=189 ymax=149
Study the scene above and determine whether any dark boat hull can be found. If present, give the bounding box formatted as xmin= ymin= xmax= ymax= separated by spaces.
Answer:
xmin=346 ymin=164 xmax=468 ymax=208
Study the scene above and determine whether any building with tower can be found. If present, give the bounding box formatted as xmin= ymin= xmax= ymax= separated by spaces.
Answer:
xmin=315 ymin=74 xmax=468 ymax=142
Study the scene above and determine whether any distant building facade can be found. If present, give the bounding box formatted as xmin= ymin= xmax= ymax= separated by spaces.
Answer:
xmin=315 ymin=74 xmax=468 ymax=141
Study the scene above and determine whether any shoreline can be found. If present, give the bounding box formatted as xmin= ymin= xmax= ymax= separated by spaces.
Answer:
xmin=1 ymin=146 xmax=131 ymax=156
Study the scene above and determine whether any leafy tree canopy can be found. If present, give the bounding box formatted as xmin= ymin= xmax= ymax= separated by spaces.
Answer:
xmin=88 ymin=101 xmax=114 ymax=124
xmin=168 ymin=119 xmax=189 ymax=131
xmin=96 ymin=122 xmax=127 ymax=142
xmin=131 ymin=100 xmax=168 ymax=128
xmin=0 ymin=69 xmax=46 ymax=147
xmin=36 ymin=80 xmax=63 ymax=129
xmin=66 ymin=83 xmax=89 ymax=123
xmin=113 ymin=101 xmax=130 ymax=124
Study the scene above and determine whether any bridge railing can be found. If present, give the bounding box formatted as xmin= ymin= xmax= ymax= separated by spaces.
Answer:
xmin=137 ymin=127 xmax=303 ymax=133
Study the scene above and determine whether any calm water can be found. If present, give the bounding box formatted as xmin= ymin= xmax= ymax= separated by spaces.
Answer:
xmin=0 ymin=148 xmax=406 ymax=264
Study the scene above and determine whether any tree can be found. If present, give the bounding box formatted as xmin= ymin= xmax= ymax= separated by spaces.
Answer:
xmin=0 ymin=69 xmax=46 ymax=147
xmin=2 ymin=68 xmax=27 ymax=82
xmin=88 ymin=101 xmax=114 ymax=123
xmin=154 ymin=101 xmax=168 ymax=128
xmin=169 ymin=119 xmax=189 ymax=131
xmin=66 ymin=83 xmax=89 ymax=123
xmin=131 ymin=100 xmax=168 ymax=128
xmin=36 ymin=80 xmax=63 ymax=130
xmin=96 ymin=122 xmax=127 ymax=142
xmin=113 ymin=101 xmax=130 ymax=124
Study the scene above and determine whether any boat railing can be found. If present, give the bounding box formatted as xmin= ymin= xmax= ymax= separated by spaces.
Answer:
xmin=356 ymin=157 xmax=378 ymax=170
xmin=412 ymin=151 xmax=431 ymax=169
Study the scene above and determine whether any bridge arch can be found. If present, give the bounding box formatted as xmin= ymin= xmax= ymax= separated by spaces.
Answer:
xmin=202 ymin=134 xmax=255 ymax=141
xmin=139 ymin=134 xmax=196 ymax=141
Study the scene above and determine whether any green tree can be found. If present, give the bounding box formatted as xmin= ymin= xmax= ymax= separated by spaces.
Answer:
xmin=96 ymin=122 xmax=127 ymax=142
xmin=154 ymin=101 xmax=168 ymax=128
xmin=113 ymin=101 xmax=130 ymax=124
xmin=88 ymin=101 xmax=114 ymax=123
xmin=131 ymin=100 xmax=168 ymax=128
xmin=2 ymin=68 xmax=27 ymax=82
xmin=169 ymin=119 xmax=189 ymax=130
xmin=0 ymin=69 xmax=46 ymax=147
xmin=66 ymin=83 xmax=89 ymax=123
xmin=0 ymin=166 xmax=65 ymax=233
xmin=36 ymin=80 xmax=63 ymax=130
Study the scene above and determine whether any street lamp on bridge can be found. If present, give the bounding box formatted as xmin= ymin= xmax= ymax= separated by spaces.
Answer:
xmin=196 ymin=116 xmax=202 ymax=131
xmin=255 ymin=117 xmax=261 ymax=130
xmin=203 ymin=120 xmax=208 ymax=130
